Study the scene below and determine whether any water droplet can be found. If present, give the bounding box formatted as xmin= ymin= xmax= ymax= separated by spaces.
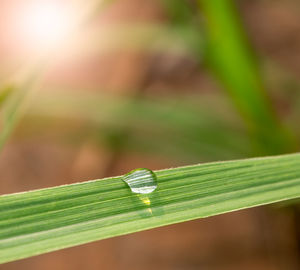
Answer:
xmin=123 ymin=168 xmax=157 ymax=194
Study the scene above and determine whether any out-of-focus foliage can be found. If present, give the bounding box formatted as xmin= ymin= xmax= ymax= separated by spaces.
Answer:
xmin=0 ymin=85 xmax=14 ymax=108
xmin=199 ymin=0 xmax=296 ymax=154
xmin=24 ymin=90 xmax=252 ymax=161
xmin=0 ymin=0 xmax=299 ymax=159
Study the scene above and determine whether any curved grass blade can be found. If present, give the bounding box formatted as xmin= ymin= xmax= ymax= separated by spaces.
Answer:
xmin=198 ymin=0 xmax=296 ymax=154
xmin=0 ymin=85 xmax=14 ymax=108
xmin=1 ymin=153 xmax=300 ymax=263
xmin=0 ymin=76 xmax=39 ymax=152
xmin=24 ymin=91 xmax=252 ymax=160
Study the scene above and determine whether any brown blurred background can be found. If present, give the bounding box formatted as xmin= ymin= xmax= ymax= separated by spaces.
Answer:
xmin=1 ymin=0 xmax=300 ymax=269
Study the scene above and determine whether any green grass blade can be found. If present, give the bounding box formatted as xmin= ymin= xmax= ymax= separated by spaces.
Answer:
xmin=0 ymin=70 xmax=41 ymax=152
xmin=198 ymin=0 xmax=295 ymax=154
xmin=1 ymin=153 xmax=300 ymax=263
xmin=0 ymin=85 xmax=14 ymax=108
xmin=24 ymin=91 xmax=252 ymax=160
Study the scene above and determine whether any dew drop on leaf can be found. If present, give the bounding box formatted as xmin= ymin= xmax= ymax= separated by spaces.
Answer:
xmin=123 ymin=168 xmax=157 ymax=194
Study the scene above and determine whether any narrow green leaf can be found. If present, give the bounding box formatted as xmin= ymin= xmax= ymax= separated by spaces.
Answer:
xmin=1 ymin=153 xmax=300 ymax=263
xmin=0 ymin=85 xmax=14 ymax=108
xmin=0 ymin=71 xmax=41 ymax=152
xmin=198 ymin=0 xmax=295 ymax=154
xmin=24 ymin=91 xmax=252 ymax=160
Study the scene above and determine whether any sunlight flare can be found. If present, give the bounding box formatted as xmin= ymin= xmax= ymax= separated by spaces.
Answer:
xmin=19 ymin=1 xmax=78 ymax=50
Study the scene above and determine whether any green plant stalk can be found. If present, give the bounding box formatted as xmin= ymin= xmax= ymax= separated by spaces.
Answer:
xmin=0 ymin=85 xmax=14 ymax=108
xmin=1 ymin=153 xmax=300 ymax=264
xmin=198 ymin=0 xmax=295 ymax=154
xmin=0 ymin=75 xmax=39 ymax=152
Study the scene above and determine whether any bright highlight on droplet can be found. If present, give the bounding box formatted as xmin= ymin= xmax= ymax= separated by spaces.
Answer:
xmin=123 ymin=168 xmax=157 ymax=194
xmin=19 ymin=1 xmax=77 ymax=49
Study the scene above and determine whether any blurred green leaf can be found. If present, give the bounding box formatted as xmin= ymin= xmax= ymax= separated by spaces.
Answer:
xmin=0 ymin=85 xmax=14 ymax=108
xmin=198 ymin=0 xmax=295 ymax=154
xmin=24 ymin=91 xmax=253 ymax=161
xmin=0 ymin=78 xmax=38 ymax=152
xmin=161 ymin=0 xmax=204 ymax=57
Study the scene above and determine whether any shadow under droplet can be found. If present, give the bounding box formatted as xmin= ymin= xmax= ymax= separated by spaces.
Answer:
xmin=130 ymin=190 xmax=165 ymax=218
